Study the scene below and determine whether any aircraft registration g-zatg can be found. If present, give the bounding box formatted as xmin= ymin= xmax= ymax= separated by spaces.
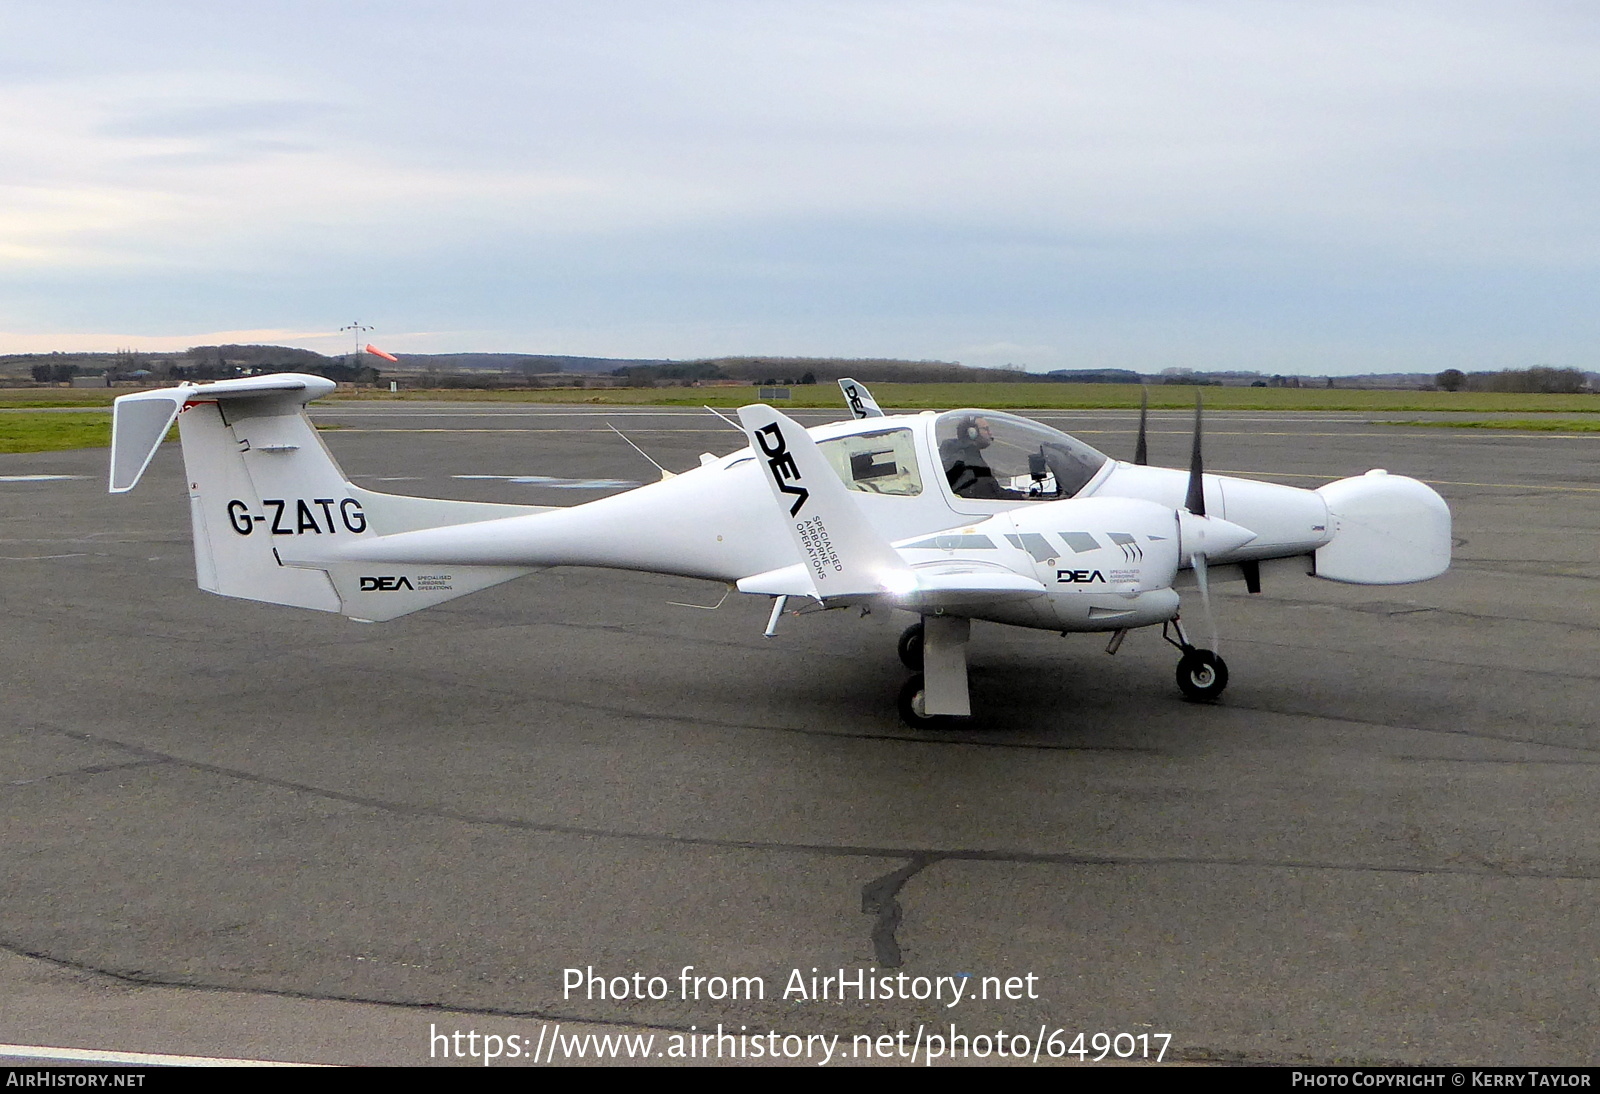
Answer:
xmin=108 ymin=374 xmax=1451 ymax=725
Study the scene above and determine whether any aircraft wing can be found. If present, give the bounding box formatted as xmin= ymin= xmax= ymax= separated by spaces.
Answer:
xmin=737 ymin=559 xmax=1043 ymax=608
xmin=895 ymin=565 xmax=1045 ymax=608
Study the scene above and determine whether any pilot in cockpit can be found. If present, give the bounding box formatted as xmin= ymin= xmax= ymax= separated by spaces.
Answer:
xmin=935 ymin=410 xmax=1109 ymax=502
xmin=939 ymin=415 xmax=1008 ymax=499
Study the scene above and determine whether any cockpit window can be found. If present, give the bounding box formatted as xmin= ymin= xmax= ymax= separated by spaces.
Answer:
xmin=935 ymin=411 xmax=1107 ymax=501
xmin=817 ymin=428 xmax=922 ymax=496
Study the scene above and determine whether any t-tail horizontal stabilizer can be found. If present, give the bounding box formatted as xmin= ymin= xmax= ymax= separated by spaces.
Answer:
xmin=734 ymin=404 xmax=912 ymax=601
xmin=109 ymin=373 xmax=549 ymax=620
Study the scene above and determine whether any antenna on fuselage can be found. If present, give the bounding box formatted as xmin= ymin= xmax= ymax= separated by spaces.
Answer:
xmin=701 ymin=405 xmax=743 ymax=431
xmin=606 ymin=422 xmax=675 ymax=481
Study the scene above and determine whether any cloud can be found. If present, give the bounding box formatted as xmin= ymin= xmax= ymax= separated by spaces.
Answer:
xmin=0 ymin=328 xmax=360 ymax=354
xmin=2 ymin=2 xmax=1600 ymax=370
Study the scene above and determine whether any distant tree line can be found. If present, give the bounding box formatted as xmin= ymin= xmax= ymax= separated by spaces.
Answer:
xmin=1045 ymin=369 xmax=1144 ymax=384
xmin=1433 ymin=367 xmax=1589 ymax=394
xmin=31 ymin=363 xmax=81 ymax=382
xmin=10 ymin=345 xmax=380 ymax=385
xmin=608 ymin=357 xmax=1030 ymax=386
xmin=174 ymin=345 xmax=381 ymax=384
xmin=6 ymin=344 xmax=1595 ymax=393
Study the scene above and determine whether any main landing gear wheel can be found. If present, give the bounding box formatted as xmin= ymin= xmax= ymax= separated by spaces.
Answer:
xmin=897 ymin=674 xmax=953 ymax=728
xmin=1176 ymin=648 xmax=1229 ymax=702
xmin=897 ymin=622 xmax=924 ymax=670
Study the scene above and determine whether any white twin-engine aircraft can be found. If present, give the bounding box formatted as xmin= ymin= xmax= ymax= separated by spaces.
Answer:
xmin=108 ymin=374 xmax=1450 ymax=725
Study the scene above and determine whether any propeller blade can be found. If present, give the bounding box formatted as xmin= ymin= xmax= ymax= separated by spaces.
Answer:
xmin=1184 ymin=391 xmax=1205 ymax=516
xmin=1190 ymin=550 xmax=1220 ymax=654
xmin=1134 ymin=387 xmax=1149 ymax=465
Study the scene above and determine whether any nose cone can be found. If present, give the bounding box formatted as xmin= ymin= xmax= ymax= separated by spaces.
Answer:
xmin=1178 ymin=510 xmax=1257 ymax=559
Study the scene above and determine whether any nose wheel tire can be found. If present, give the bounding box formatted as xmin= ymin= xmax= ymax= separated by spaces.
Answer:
xmin=897 ymin=622 xmax=924 ymax=671
xmin=1176 ymin=649 xmax=1228 ymax=702
xmin=897 ymin=674 xmax=960 ymax=728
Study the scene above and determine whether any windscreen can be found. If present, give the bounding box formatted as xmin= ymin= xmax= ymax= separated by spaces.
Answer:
xmin=934 ymin=411 xmax=1107 ymax=501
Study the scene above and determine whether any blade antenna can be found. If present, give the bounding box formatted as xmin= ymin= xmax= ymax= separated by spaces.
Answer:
xmin=667 ymin=585 xmax=733 ymax=610
xmin=1134 ymin=386 xmax=1149 ymax=465
xmin=701 ymin=405 xmax=742 ymax=430
xmin=606 ymin=422 xmax=675 ymax=480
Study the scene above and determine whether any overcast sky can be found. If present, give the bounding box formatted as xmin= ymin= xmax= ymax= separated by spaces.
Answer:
xmin=3 ymin=1 xmax=1598 ymax=373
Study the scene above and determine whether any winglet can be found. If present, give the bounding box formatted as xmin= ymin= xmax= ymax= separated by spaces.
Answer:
xmin=736 ymin=404 xmax=911 ymax=599
xmin=837 ymin=377 xmax=885 ymax=419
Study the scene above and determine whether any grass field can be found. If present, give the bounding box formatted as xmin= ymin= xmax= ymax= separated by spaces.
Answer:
xmin=317 ymin=382 xmax=1600 ymax=413
xmin=0 ymin=410 xmax=112 ymax=453
xmin=0 ymin=390 xmax=119 ymax=409
xmin=1388 ymin=418 xmax=1600 ymax=432
xmin=5 ymin=382 xmax=1598 ymax=413
xmin=1 ymin=383 xmax=1597 ymax=455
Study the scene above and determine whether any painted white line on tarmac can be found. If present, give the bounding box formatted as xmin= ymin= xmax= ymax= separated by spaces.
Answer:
xmin=1214 ymin=469 xmax=1600 ymax=493
xmin=0 ymin=1042 xmax=329 ymax=1067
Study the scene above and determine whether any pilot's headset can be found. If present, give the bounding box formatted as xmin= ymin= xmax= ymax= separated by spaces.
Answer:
xmin=957 ymin=416 xmax=989 ymax=445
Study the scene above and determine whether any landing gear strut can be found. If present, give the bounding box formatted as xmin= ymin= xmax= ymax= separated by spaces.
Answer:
xmin=1164 ymin=620 xmax=1229 ymax=702
xmin=895 ymin=615 xmax=970 ymax=727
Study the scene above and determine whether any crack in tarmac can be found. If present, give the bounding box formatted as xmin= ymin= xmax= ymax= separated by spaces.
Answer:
xmin=860 ymin=855 xmax=940 ymax=968
xmin=3 ymin=758 xmax=169 ymax=787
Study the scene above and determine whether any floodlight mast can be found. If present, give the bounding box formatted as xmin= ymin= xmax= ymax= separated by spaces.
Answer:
xmin=338 ymin=321 xmax=373 ymax=369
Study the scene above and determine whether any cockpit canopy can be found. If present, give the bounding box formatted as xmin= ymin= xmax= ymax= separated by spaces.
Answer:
xmin=934 ymin=410 xmax=1107 ymax=501
xmin=799 ymin=410 xmax=1109 ymax=504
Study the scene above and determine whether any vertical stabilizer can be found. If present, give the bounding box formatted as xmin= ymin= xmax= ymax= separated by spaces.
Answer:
xmin=178 ymin=396 xmax=344 ymax=611
xmin=111 ymin=374 xmax=548 ymax=619
xmin=837 ymin=377 xmax=886 ymax=419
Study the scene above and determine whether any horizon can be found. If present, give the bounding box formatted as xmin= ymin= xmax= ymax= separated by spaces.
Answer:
xmin=9 ymin=343 xmax=1592 ymax=383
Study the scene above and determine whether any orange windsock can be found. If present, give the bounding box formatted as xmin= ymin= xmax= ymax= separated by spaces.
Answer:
xmin=364 ymin=344 xmax=399 ymax=362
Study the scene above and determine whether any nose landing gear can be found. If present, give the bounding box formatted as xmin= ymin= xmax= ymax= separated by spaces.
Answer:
xmin=1164 ymin=619 xmax=1228 ymax=702
xmin=1175 ymin=647 xmax=1228 ymax=701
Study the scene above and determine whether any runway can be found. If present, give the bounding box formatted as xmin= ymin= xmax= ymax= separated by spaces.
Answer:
xmin=1 ymin=402 xmax=1596 ymax=1066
